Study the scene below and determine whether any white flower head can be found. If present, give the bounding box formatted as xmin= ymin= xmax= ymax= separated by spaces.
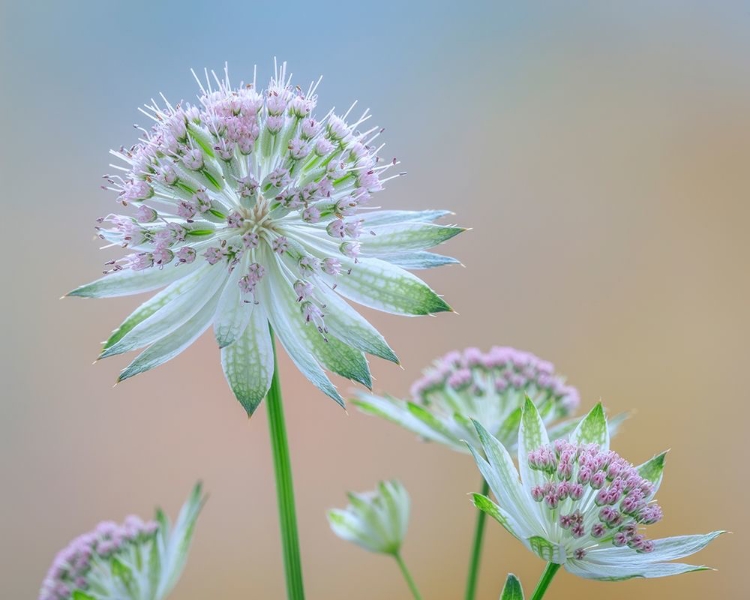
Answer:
xmin=469 ymin=400 xmax=724 ymax=581
xmin=70 ymin=62 xmax=464 ymax=414
xmin=328 ymin=480 xmax=410 ymax=556
xmin=39 ymin=483 xmax=206 ymax=600
xmin=354 ymin=346 xmax=591 ymax=453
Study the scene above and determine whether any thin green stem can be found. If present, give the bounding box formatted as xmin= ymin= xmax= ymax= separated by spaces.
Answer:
xmin=530 ymin=562 xmax=561 ymax=600
xmin=266 ymin=329 xmax=305 ymax=600
xmin=464 ymin=477 xmax=490 ymax=600
xmin=394 ymin=553 xmax=423 ymax=600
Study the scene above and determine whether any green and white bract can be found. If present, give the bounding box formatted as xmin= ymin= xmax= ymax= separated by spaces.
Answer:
xmin=328 ymin=480 xmax=410 ymax=556
xmin=70 ymin=62 xmax=463 ymax=414
xmin=39 ymin=483 xmax=206 ymax=600
xmin=468 ymin=400 xmax=723 ymax=581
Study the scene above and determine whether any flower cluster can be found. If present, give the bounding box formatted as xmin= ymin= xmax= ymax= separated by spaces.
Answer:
xmin=40 ymin=517 xmax=159 ymax=600
xmin=527 ymin=438 xmax=663 ymax=557
xmin=328 ymin=480 xmax=410 ymax=556
xmin=469 ymin=401 xmax=723 ymax=580
xmin=39 ymin=483 xmax=205 ymax=600
xmin=71 ymin=62 xmax=463 ymax=415
xmin=355 ymin=346 xmax=583 ymax=453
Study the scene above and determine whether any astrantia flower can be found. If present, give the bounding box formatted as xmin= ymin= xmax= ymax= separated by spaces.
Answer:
xmin=328 ymin=480 xmax=410 ymax=555
xmin=354 ymin=346 xmax=587 ymax=453
xmin=39 ymin=483 xmax=205 ymax=600
xmin=469 ymin=401 xmax=723 ymax=581
xmin=69 ymin=62 xmax=463 ymax=414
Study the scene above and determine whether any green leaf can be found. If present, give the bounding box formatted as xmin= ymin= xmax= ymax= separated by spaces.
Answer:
xmin=68 ymin=261 xmax=199 ymax=298
xmin=518 ymin=397 xmax=550 ymax=495
xmin=110 ymin=556 xmax=136 ymax=594
xmin=406 ymin=402 xmax=457 ymax=441
xmin=187 ymin=122 xmax=216 ymax=158
xmin=636 ymin=451 xmax=668 ymax=497
xmin=528 ymin=536 xmax=556 ymax=561
xmin=472 ymin=493 xmax=519 ymax=538
xmin=352 ymin=394 xmax=459 ymax=447
xmin=319 ymin=289 xmax=399 ymax=364
xmin=499 ymin=573 xmax=524 ymax=600
xmin=156 ymin=482 xmax=207 ymax=598
xmin=569 ymin=403 xmax=609 ymax=449
xmin=591 ymin=531 xmax=724 ymax=565
xmin=267 ymin=260 xmax=372 ymax=388
xmin=361 ymin=222 xmax=465 ymax=255
xmin=330 ymin=257 xmax=452 ymax=315
xmin=495 ymin=407 xmax=523 ymax=448
xmin=564 ymin=559 xmax=712 ymax=581
xmin=72 ymin=592 xmax=96 ymax=600
xmin=118 ymin=284 xmax=222 ymax=381
xmin=360 ymin=209 xmax=454 ymax=227
xmin=102 ymin=264 xmax=224 ymax=357
xmin=259 ymin=257 xmax=343 ymax=406
xmin=214 ymin=257 xmax=253 ymax=348
xmin=470 ymin=421 xmax=538 ymax=532
xmin=148 ymin=531 xmax=161 ymax=597
xmin=382 ymin=251 xmax=461 ymax=270
xmin=221 ymin=306 xmax=274 ymax=416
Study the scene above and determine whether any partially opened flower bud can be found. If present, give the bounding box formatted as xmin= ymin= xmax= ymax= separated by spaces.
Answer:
xmin=328 ymin=480 xmax=410 ymax=556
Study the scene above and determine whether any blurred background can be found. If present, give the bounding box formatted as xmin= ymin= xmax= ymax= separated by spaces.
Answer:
xmin=2 ymin=1 xmax=749 ymax=598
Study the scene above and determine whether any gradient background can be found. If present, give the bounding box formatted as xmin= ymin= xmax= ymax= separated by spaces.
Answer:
xmin=2 ymin=1 xmax=748 ymax=598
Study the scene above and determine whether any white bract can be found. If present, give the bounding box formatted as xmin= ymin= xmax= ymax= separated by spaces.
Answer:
xmin=328 ymin=480 xmax=410 ymax=556
xmin=39 ymin=483 xmax=206 ymax=600
xmin=469 ymin=400 xmax=723 ymax=581
xmin=355 ymin=346 xmax=587 ymax=453
xmin=70 ymin=62 xmax=462 ymax=414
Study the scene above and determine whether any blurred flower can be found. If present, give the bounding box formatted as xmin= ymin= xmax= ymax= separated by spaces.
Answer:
xmin=69 ymin=62 xmax=463 ymax=415
xmin=39 ymin=483 xmax=206 ymax=600
xmin=328 ymin=480 xmax=410 ymax=555
xmin=469 ymin=401 xmax=723 ymax=580
xmin=354 ymin=346 xmax=590 ymax=453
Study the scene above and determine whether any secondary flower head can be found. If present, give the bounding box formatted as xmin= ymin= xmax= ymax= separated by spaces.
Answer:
xmin=69 ymin=61 xmax=463 ymax=415
xmin=39 ymin=483 xmax=206 ymax=600
xmin=328 ymin=480 xmax=410 ymax=556
xmin=469 ymin=401 xmax=723 ymax=580
xmin=354 ymin=346 xmax=583 ymax=453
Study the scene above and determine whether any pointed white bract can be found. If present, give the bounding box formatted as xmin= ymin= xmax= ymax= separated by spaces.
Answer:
xmin=70 ymin=62 xmax=463 ymax=414
xmin=355 ymin=346 xmax=584 ymax=453
xmin=468 ymin=401 xmax=723 ymax=581
xmin=328 ymin=480 xmax=410 ymax=556
xmin=39 ymin=483 xmax=206 ymax=600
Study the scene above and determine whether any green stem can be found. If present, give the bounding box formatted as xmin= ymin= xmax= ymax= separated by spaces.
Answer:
xmin=266 ymin=330 xmax=305 ymax=600
xmin=394 ymin=553 xmax=423 ymax=600
xmin=530 ymin=562 xmax=561 ymax=600
xmin=464 ymin=477 xmax=490 ymax=600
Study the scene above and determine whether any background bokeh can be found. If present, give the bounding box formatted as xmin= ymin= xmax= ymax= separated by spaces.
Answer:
xmin=2 ymin=1 xmax=748 ymax=598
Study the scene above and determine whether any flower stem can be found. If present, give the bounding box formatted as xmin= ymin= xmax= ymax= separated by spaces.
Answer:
xmin=464 ymin=477 xmax=490 ymax=600
xmin=266 ymin=330 xmax=305 ymax=600
xmin=530 ymin=562 xmax=561 ymax=600
xmin=394 ymin=553 xmax=423 ymax=600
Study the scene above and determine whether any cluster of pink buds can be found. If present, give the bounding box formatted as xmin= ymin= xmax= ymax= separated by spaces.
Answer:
xmin=410 ymin=346 xmax=580 ymax=416
xmin=528 ymin=439 xmax=663 ymax=558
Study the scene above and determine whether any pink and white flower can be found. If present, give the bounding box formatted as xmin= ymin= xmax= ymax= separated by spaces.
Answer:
xmin=70 ymin=62 xmax=464 ymax=414
xmin=468 ymin=401 xmax=723 ymax=580
xmin=39 ymin=484 xmax=205 ymax=600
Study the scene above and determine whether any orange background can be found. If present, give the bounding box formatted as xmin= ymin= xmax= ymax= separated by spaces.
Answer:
xmin=2 ymin=2 xmax=748 ymax=598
